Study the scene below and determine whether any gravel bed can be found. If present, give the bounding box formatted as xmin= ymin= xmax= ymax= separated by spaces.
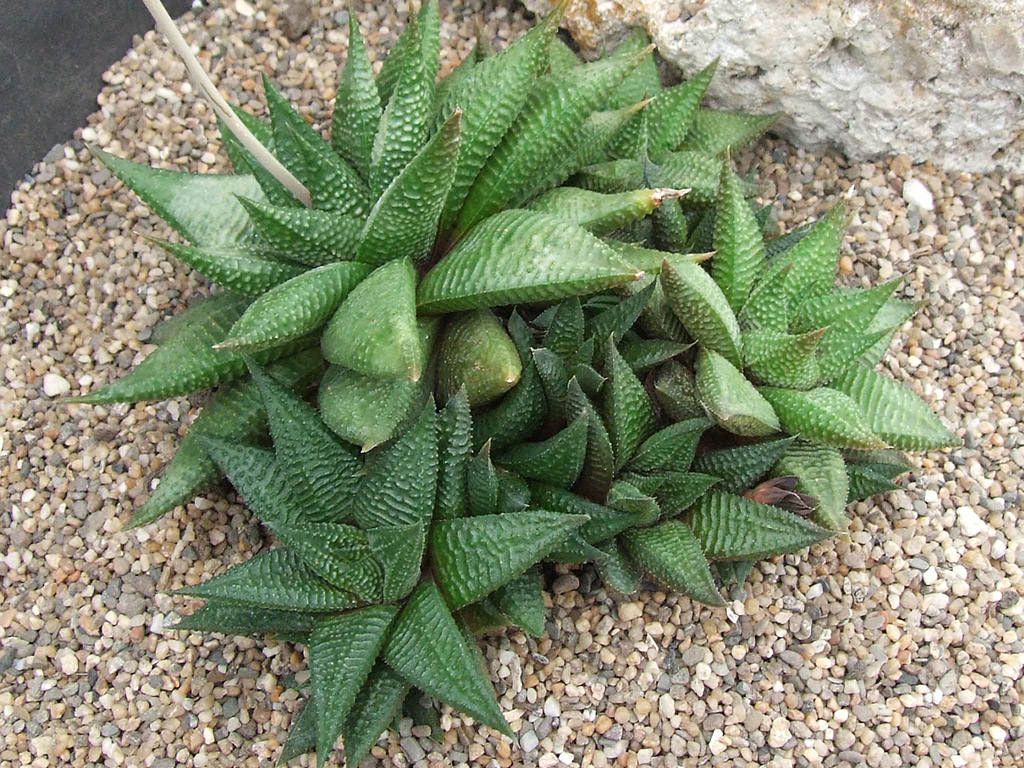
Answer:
xmin=1 ymin=1 xmax=1022 ymax=766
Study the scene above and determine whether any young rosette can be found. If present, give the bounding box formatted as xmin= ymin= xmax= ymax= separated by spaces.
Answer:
xmin=66 ymin=0 xmax=959 ymax=763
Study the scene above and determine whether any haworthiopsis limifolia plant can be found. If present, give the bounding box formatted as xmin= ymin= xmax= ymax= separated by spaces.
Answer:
xmin=68 ymin=1 xmax=957 ymax=763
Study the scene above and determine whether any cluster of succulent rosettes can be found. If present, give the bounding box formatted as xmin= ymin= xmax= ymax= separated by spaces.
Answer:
xmin=66 ymin=0 xmax=960 ymax=763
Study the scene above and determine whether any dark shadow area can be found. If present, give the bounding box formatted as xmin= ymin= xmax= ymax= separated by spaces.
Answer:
xmin=0 ymin=0 xmax=194 ymax=204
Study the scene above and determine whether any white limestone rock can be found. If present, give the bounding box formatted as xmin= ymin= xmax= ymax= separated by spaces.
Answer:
xmin=524 ymin=0 xmax=1024 ymax=172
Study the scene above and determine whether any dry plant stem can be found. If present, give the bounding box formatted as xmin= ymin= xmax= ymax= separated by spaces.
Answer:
xmin=141 ymin=0 xmax=312 ymax=206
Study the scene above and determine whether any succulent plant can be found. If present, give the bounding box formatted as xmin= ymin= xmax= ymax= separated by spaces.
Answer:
xmin=69 ymin=1 xmax=957 ymax=764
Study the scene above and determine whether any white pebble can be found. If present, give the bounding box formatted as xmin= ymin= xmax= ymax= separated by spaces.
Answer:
xmin=520 ymin=730 xmax=539 ymax=752
xmin=42 ymin=373 xmax=70 ymax=398
xmin=618 ymin=601 xmax=643 ymax=622
xmin=57 ymin=649 xmax=79 ymax=676
xmin=543 ymin=696 xmax=561 ymax=718
xmin=708 ymin=729 xmax=728 ymax=755
xmin=903 ymin=178 xmax=934 ymax=211
xmin=956 ymin=505 xmax=986 ymax=537
xmin=235 ymin=0 xmax=255 ymax=16
xmin=658 ymin=693 xmax=675 ymax=718
xmin=768 ymin=718 xmax=792 ymax=748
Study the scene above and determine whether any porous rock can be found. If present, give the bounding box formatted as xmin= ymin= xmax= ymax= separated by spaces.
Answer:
xmin=524 ymin=0 xmax=1024 ymax=172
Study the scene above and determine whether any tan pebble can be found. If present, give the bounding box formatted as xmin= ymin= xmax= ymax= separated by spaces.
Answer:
xmin=595 ymin=715 xmax=613 ymax=734
xmin=618 ymin=602 xmax=643 ymax=622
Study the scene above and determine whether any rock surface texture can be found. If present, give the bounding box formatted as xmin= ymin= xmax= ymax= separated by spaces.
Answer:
xmin=524 ymin=0 xmax=1024 ymax=172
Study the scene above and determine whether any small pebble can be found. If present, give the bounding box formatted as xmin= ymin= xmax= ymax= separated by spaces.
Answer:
xmin=42 ymin=373 xmax=70 ymax=398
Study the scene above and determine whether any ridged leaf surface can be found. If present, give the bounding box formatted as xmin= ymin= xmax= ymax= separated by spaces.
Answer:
xmin=331 ymin=13 xmax=381 ymax=182
xmin=695 ymin=348 xmax=780 ymax=436
xmin=383 ymin=580 xmax=512 ymax=735
xmin=93 ymin=148 xmax=262 ymax=245
xmin=600 ymin=339 xmax=656 ymax=469
xmin=691 ymin=436 xmax=797 ymax=494
xmin=418 ymin=210 xmax=642 ymax=313
xmin=310 ymin=606 xmax=397 ymax=764
xmin=497 ymin=416 xmax=588 ymax=487
xmin=352 ymin=403 xmax=438 ymax=528
xmin=684 ymin=109 xmax=780 ymax=155
xmin=467 ymin=442 xmax=499 ymax=517
xmin=366 ymin=523 xmax=427 ymax=602
xmin=239 ymin=198 xmax=364 ymax=266
xmin=623 ymin=520 xmax=725 ymax=606
xmin=831 ymin=365 xmax=957 ymax=451
xmin=774 ymin=442 xmax=850 ymax=532
xmin=218 ymin=262 xmax=371 ymax=352
xmin=494 ymin=568 xmax=546 ymax=637
xmin=690 ymin=491 xmax=831 ymax=560
xmin=341 ymin=664 xmax=410 ymax=767
xmin=176 ymin=548 xmax=358 ymax=612
xmin=760 ymin=386 xmax=888 ymax=450
xmin=431 ymin=511 xmax=588 ymax=609
xmin=661 ymin=258 xmax=742 ymax=367
xmin=435 ymin=389 xmax=472 ymax=519
xmin=317 ymin=365 xmax=422 ymax=452
xmin=173 ymin=603 xmax=318 ymax=637
xmin=713 ymin=161 xmax=766 ymax=311
xmin=151 ymin=239 xmax=302 ymax=297
xmin=627 ymin=417 xmax=710 ymax=473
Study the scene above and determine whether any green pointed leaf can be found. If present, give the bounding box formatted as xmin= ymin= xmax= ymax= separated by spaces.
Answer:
xmin=218 ymin=113 xmax=297 ymax=208
xmin=150 ymin=238 xmax=303 ymax=298
xmin=545 ymin=297 xmax=586 ymax=366
xmin=318 ymin=365 xmax=423 ymax=452
xmin=619 ymin=338 xmax=690 ymax=374
xmin=845 ymin=463 xmax=901 ymax=503
xmin=92 ymin=148 xmax=263 ymax=245
xmin=436 ymin=8 xmax=559 ymax=231
xmin=683 ymin=108 xmax=781 ymax=155
xmin=176 ymin=548 xmax=359 ymax=612
xmin=383 ymin=580 xmax=512 ymax=735
xmin=472 ymin=355 xmax=547 ymax=451
xmin=322 ymin=258 xmax=421 ymax=379
xmin=495 ymin=470 xmax=531 ymax=515
xmin=691 ymin=436 xmax=797 ymax=494
xmin=494 ymin=568 xmax=546 ymax=637
xmin=497 ymin=416 xmax=587 ymax=488
xmin=760 ymin=386 xmax=888 ymax=450
xmin=370 ymin=17 xmax=433 ymax=197
xmin=432 ymin=511 xmax=588 ymax=610
xmin=587 ymin=281 xmax=656 ymax=346
xmin=595 ymin=537 xmax=642 ymax=595
xmin=263 ymin=73 xmax=321 ymax=183
xmin=652 ymin=196 xmax=691 ymax=253
xmin=604 ymin=28 xmax=661 ymax=109
xmin=352 ymin=403 xmax=438 ymax=528
xmin=467 ymin=442 xmax=499 ymax=517
xmin=376 ymin=0 xmax=439 ymax=105
xmin=310 ymin=606 xmax=397 ymax=764
xmin=251 ymin=364 xmax=360 ymax=523
xmin=713 ymin=160 xmax=766 ymax=311
xmin=651 ymin=150 xmax=727 ymax=207
xmin=653 ymin=360 xmax=705 ymax=421
xmin=532 ymin=347 xmax=569 ymax=420
xmin=288 ymin=119 xmax=372 ymax=215
xmin=438 ymin=308 xmax=523 ymax=407
xmin=331 ymin=13 xmax=382 ymax=182
xmin=279 ymin=695 xmax=317 ymax=765
xmin=859 ymin=298 xmax=919 ymax=366
xmin=652 ymin=472 xmax=721 ymax=517
xmin=148 ymin=292 xmax=247 ymax=346
xmin=791 ymin=280 xmax=900 ymax=335
xmin=774 ymin=442 xmax=849 ymax=532
xmin=627 ymin=417 xmax=711 ymax=473
xmin=359 ymin=111 xmax=461 ymax=266
xmin=173 ymin=603 xmax=317 ymax=638
xmin=831 ymin=365 xmax=957 ymax=451
xmin=690 ymin=491 xmax=832 ymax=560
xmin=531 ymin=483 xmax=642 ymax=544
xmin=647 ymin=59 xmax=717 ymax=157
xmin=548 ymin=35 xmax=582 ymax=73
xmin=743 ymin=327 xmax=824 ymax=389
xmin=696 ymin=347 xmax=780 ymax=436
xmin=565 ymin=377 xmax=615 ymax=502
xmin=781 ymin=203 xmax=846 ymax=301
xmin=200 ymin=438 xmax=383 ymax=600
xmin=661 ymin=258 xmax=743 ymax=367
xmin=70 ymin=294 xmax=299 ymax=404
xmin=239 ymin=197 xmax=364 ymax=266
xmin=456 ymin=47 xmax=651 ymax=233
xmin=623 ymin=520 xmax=725 ymax=606
xmin=217 ymin=262 xmax=371 ymax=352
xmin=573 ymin=158 xmax=645 ymax=193
xmin=341 ymin=664 xmax=410 ymax=768
xmin=436 ymin=388 xmax=472 ymax=520
xmin=419 ymin=210 xmax=642 ymax=313
xmin=528 ymin=187 xmax=676 ymax=236
xmin=366 ymin=523 xmax=427 ymax=602
xmin=128 ymin=349 xmax=321 ymax=528
xmin=600 ymin=338 xmax=656 ymax=469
